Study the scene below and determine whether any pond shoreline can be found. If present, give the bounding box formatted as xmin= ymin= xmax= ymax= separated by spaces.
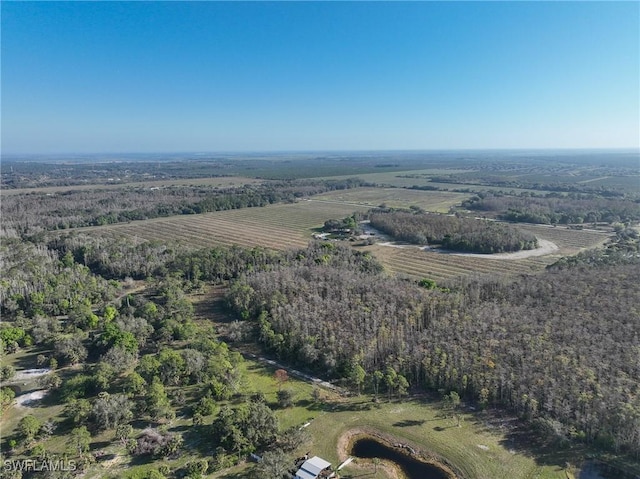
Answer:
xmin=337 ymin=427 xmax=460 ymax=479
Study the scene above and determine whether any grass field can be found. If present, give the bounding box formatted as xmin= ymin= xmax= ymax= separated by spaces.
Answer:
xmin=206 ymin=381 xmax=593 ymax=479
xmin=320 ymin=170 xmax=554 ymax=194
xmin=322 ymin=169 xmax=640 ymax=196
xmin=310 ymin=187 xmax=471 ymax=213
xmin=197 ymin=373 xmax=583 ymax=479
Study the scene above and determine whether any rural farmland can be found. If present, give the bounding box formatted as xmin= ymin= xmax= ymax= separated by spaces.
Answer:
xmin=77 ymin=201 xmax=371 ymax=250
xmin=310 ymin=187 xmax=471 ymax=212
xmin=358 ymin=223 xmax=612 ymax=281
xmin=72 ymin=196 xmax=615 ymax=282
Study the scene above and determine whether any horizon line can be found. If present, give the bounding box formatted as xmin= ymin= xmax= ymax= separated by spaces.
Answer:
xmin=3 ymin=147 xmax=639 ymax=158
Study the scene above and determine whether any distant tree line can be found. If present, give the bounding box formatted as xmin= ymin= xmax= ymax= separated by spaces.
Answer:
xmin=428 ymin=174 xmax=632 ymax=197
xmin=369 ymin=209 xmax=538 ymax=253
xmin=228 ymin=245 xmax=640 ymax=454
xmin=0 ymin=178 xmax=367 ymax=238
xmin=1 ymin=155 xmax=432 ymax=189
xmin=462 ymin=192 xmax=640 ymax=225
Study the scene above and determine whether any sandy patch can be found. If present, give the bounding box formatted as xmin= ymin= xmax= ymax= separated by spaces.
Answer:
xmin=13 ymin=368 xmax=51 ymax=381
xmin=100 ymin=454 xmax=126 ymax=470
xmin=444 ymin=239 xmax=559 ymax=259
xmin=377 ymin=239 xmax=559 ymax=260
xmin=15 ymin=389 xmax=47 ymax=408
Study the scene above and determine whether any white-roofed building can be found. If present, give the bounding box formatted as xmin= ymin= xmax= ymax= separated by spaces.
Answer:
xmin=294 ymin=456 xmax=332 ymax=479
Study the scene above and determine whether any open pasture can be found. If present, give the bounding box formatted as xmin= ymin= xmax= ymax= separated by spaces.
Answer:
xmin=577 ymin=174 xmax=640 ymax=192
xmin=322 ymin=170 xmax=553 ymax=194
xmin=310 ymin=187 xmax=471 ymax=213
xmin=80 ymin=201 xmax=371 ymax=250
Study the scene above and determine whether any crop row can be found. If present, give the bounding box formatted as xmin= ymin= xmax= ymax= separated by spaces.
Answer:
xmin=367 ymin=244 xmax=558 ymax=282
xmin=516 ymin=225 xmax=611 ymax=249
xmin=80 ymin=201 xmax=367 ymax=251
xmin=105 ymin=220 xmax=308 ymax=250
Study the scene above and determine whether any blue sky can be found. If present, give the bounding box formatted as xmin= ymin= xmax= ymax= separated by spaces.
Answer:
xmin=2 ymin=1 xmax=639 ymax=154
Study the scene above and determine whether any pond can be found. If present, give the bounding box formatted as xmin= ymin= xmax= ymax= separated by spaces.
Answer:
xmin=350 ymin=437 xmax=452 ymax=479
xmin=579 ymin=460 xmax=638 ymax=479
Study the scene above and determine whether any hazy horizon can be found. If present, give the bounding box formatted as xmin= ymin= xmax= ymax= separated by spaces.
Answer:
xmin=3 ymin=147 xmax=639 ymax=164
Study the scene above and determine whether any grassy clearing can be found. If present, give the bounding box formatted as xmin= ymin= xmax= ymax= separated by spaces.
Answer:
xmin=209 ymin=386 xmax=582 ymax=479
xmin=310 ymin=187 xmax=471 ymax=213
xmin=318 ymin=170 xmax=552 ymax=194
xmin=308 ymin=397 xmax=569 ymax=479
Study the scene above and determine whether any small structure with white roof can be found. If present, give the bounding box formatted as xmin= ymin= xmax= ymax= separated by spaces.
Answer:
xmin=294 ymin=455 xmax=332 ymax=479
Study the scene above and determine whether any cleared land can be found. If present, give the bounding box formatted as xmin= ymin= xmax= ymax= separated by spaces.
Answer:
xmin=77 ymin=201 xmax=371 ymax=250
xmin=310 ymin=187 xmax=471 ymax=212
xmin=359 ymin=224 xmax=612 ymax=282
xmin=320 ymin=170 xmax=553 ymax=194
xmin=73 ymin=201 xmax=613 ymax=281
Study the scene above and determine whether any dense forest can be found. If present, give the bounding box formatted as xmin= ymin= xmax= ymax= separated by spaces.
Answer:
xmin=462 ymin=192 xmax=640 ymax=225
xmin=228 ymin=243 xmax=640 ymax=454
xmin=0 ymin=178 xmax=366 ymax=238
xmin=369 ymin=209 xmax=538 ymax=253
xmin=0 ymin=238 xmax=317 ymax=478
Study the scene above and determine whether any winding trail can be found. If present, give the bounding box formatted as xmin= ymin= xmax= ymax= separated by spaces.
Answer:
xmin=241 ymin=352 xmax=347 ymax=395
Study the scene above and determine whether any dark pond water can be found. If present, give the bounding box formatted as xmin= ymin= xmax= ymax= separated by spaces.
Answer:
xmin=579 ymin=460 xmax=638 ymax=479
xmin=350 ymin=438 xmax=451 ymax=479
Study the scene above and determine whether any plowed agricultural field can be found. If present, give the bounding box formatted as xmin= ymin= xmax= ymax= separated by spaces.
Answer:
xmin=359 ymin=223 xmax=612 ymax=282
xmin=80 ymin=201 xmax=370 ymax=249
xmin=310 ymin=187 xmax=471 ymax=212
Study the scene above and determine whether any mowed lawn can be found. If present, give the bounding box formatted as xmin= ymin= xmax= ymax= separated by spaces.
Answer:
xmin=209 ymin=376 xmax=576 ymax=479
xmin=303 ymin=398 xmax=573 ymax=479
